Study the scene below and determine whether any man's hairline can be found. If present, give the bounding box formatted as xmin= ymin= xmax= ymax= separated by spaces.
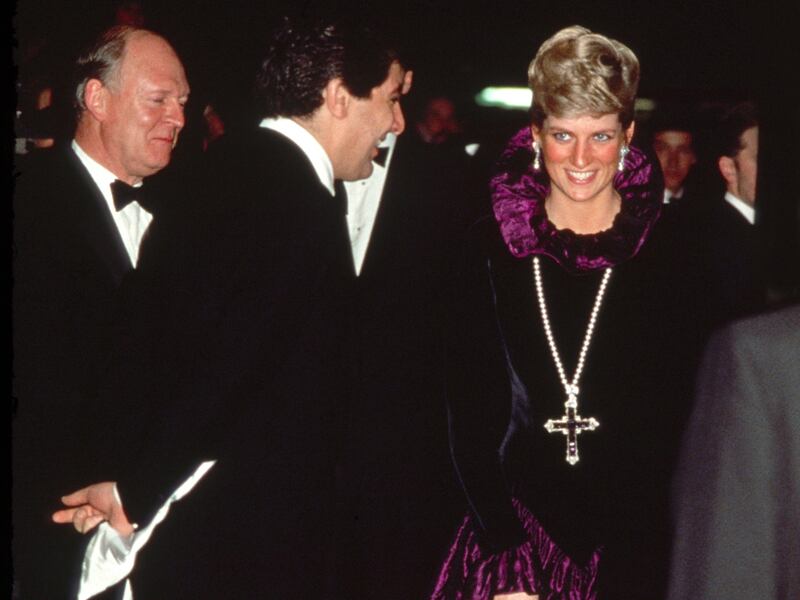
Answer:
xmin=287 ymin=60 xmax=404 ymax=121
xmin=99 ymin=30 xmax=167 ymax=96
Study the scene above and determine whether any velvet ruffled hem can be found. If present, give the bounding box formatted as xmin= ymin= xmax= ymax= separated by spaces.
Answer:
xmin=431 ymin=499 xmax=600 ymax=600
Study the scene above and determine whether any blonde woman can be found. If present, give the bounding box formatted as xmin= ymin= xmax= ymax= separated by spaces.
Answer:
xmin=433 ymin=26 xmax=707 ymax=599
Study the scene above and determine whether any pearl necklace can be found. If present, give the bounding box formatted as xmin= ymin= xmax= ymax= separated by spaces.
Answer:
xmin=533 ymin=256 xmax=612 ymax=465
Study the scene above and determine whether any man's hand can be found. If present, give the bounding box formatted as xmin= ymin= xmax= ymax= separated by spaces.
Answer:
xmin=52 ymin=482 xmax=134 ymax=536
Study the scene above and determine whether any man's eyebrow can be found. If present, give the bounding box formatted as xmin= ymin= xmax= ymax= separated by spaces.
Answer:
xmin=142 ymin=82 xmax=189 ymax=95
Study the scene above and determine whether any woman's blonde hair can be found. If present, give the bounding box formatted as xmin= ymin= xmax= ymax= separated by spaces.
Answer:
xmin=528 ymin=26 xmax=640 ymax=128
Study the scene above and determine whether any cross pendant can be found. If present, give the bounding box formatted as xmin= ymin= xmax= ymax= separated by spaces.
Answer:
xmin=544 ymin=387 xmax=599 ymax=465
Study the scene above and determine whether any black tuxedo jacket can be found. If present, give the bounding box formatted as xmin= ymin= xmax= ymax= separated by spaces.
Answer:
xmin=697 ymin=196 xmax=765 ymax=327
xmin=336 ymin=135 xmax=469 ymax=598
xmin=13 ymin=145 xmax=132 ymax=404
xmin=106 ymin=128 xmax=356 ymax=598
xmin=12 ymin=144 xmax=134 ymax=599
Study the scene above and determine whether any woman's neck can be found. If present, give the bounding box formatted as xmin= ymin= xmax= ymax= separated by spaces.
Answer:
xmin=544 ymin=192 xmax=621 ymax=234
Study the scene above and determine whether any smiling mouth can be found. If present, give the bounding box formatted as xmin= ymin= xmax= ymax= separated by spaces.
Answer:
xmin=566 ymin=170 xmax=595 ymax=183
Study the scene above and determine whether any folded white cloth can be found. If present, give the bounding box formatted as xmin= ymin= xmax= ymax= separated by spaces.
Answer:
xmin=78 ymin=461 xmax=216 ymax=600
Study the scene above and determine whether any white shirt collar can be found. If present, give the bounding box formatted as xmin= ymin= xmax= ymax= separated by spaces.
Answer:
xmin=378 ymin=131 xmax=397 ymax=151
xmin=71 ymin=139 xmax=140 ymax=194
xmin=70 ymin=139 xmax=151 ymax=266
xmin=724 ymin=191 xmax=755 ymax=225
xmin=342 ymin=132 xmax=398 ymax=276
xmin=663 ymin=187 xmax=684 ymax=204
xmin=259 ymin=117 xmax=335 ymax=196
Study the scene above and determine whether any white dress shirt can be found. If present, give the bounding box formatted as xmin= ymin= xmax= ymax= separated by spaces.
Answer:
xmin=724 ymin=191 xmax=756 ymax=225
xmin=261 ymin=117 xmax=394 ymax=275
xmin=663 ymin=188 xmax=684 ymax=205
xmin=71 ymin=140 xmax=152 ymax=266
xmin=344 ymin=133 xmax=397 ymax=275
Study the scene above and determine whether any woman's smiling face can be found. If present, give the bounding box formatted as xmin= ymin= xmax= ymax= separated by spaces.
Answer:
xmin=534 ymin=113 xmax=633 ymax=207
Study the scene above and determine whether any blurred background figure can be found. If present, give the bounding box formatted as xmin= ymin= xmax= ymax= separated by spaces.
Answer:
xmin=695 ymin=101 xmax=766 ymax=327
xmin=715 ymin=102 xmax=758 ymax=224
xmin=650 ymin=106 xmax=697 ymax=207
xmin=201 ymin=102 xmax=226 ymax=150
xmin=14 ymin=58 xmax=71 ymax=156
xmin=416 ymin=94 xmax=462 ymax=144
xmin=668 ymin=304 xmax=800 ymax=600
xmin=114 ymin=0 xmax=145 ymax=27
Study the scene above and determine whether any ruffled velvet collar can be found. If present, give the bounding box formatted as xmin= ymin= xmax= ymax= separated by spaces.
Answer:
xmin=491 ymin=126 xmax=663 ymax=274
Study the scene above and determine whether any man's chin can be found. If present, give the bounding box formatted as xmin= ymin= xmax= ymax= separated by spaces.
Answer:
xmin=354 ymin=163 xmax=374 ymax=181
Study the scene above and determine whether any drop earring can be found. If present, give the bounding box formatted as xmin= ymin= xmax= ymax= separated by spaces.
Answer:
xmin=618 ymin=145 xmax=629 ymax=172
xmin=532 ymin=141 xmax=541 ymax=171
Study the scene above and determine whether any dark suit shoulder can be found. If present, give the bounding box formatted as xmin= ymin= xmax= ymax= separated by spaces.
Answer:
xmin=725 ymin=304 xmax=800 ymax=355
xmin=193 ymin=128 xmax=331 ymax=220
xmin=14 ymin=146 xmax=92 ymax=215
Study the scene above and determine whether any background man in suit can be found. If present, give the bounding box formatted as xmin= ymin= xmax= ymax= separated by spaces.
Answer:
xmin=668 ymin=304 xmax=800 ymax=599
xmin=12 ymin=25 xmax=188 ymax=599
xmin=699 ymin=102 xmax=765 ymax=326
xmin=650 ymin=112 xmax=697 ymax=207
xmin=53 ymin=16 xmax=415 ymax=599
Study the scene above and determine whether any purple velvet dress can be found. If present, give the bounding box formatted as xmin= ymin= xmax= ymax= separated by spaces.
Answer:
xmin=432 ymin=128 xmax=707 ymax=599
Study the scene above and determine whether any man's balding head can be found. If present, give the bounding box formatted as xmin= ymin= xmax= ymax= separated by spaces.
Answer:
xmin=74 ymin=26 xmax=190 ymax=184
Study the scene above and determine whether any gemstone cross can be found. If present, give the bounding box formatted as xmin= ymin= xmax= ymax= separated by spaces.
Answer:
xmin=544 ymin=385 xmax=599 ymax=465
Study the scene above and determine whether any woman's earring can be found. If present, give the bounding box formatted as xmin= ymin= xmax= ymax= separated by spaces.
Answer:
xmin=618 ymin=145 xmax=629 ymax=172
xmin=532 ymin=141 xmax=541 ymax=171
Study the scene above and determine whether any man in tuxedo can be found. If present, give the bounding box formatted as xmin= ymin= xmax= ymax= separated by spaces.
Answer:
xmin=650 ymin=112 xmax=697 ymax=207
xmin=53 ymin=17 xmax=415 ymax=599
xmin=699 ymin=102 xmax=764 ymax=326
xmin=668 ymin=305 xmax=800 ymax=599
xmin=12 ymin=25 xmax=188 ymax=599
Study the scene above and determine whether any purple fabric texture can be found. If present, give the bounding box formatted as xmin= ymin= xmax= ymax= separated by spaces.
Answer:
xmin=431 ymin=499 xmax=600 ymax=600
xmin=490 ymin=127 xmax=662 ymax=274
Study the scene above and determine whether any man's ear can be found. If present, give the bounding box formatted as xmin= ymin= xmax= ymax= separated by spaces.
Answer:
xmin=402 ymin=70 xmax=413 ymax=95
xmin=83 ymin=79 xmax=110 ymax=121
xmin=718 ymin=155 xmax=736 ymax=186
xmin=322 ymin=78 xmax=350 ymax=119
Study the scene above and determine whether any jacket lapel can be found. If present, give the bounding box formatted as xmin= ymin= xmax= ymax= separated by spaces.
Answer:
xmin=66 ymin=149 xmax=133 ymax=284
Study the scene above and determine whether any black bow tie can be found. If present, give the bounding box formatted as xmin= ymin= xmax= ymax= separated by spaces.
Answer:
xmin=373 ymin=146 xmax=390 ymax=167
xmin=110 ymin=179 xmax=143 ymax=211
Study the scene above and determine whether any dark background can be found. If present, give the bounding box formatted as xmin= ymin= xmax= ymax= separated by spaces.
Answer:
xmin=14 ymin=0 xmax=800 ymax=113
xmin=13 ymin=0 xmax=800 ymax=293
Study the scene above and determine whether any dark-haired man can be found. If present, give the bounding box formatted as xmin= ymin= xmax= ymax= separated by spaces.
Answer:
xmin=700 ymin=102 xmax=764 ymax=326
xmin=53 ymin=17 xmax=416 ymax=599
xmin=652 ymin=123 xmax=696 ymax=207
xmin=13 ymin=25 xmax=188 ymax=599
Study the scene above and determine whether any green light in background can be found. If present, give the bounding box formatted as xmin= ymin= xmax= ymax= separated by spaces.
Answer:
xmin=475 ymin=87 xmax=656 ymax=114
xmin=475 ymin=87 xmax=532 ymax=110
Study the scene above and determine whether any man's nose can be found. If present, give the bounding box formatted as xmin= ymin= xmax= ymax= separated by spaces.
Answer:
xmin=166 ymin=100 xmax=186 ymax=130
xmin=666 ymin=150 xmax=679 ymax=167
xmin=392 ymin=104 xmax=405 ymax=135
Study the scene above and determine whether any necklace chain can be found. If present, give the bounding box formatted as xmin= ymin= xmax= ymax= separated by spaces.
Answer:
xmin=533 ymin=256 xmax=612 ymax=398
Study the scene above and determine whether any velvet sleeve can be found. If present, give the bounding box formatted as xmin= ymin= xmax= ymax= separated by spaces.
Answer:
xmin=445 ymin=217 xmax=528 ymax=552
